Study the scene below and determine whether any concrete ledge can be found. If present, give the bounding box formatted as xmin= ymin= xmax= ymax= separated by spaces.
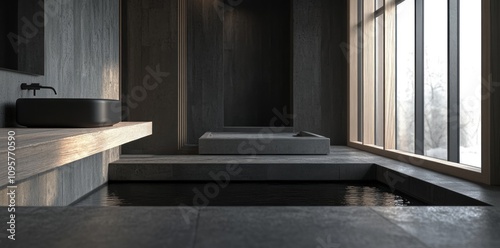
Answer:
xmin=109 ymin=163 xmax=376 ymax=181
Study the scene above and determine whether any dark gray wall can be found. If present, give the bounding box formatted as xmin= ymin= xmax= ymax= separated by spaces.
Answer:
xmin=187 ymin=0 xmax=224 ymax=144
xmin=223 ymin=0 xmax=292 ymax=127
xmin=491 ymin=1 xmax=500 ymax=184
xmin=0 ymin=0 xmax=120 ymax=205
xmin=121 ymin=0 xmax=348 ymax=152
xmin=0 ymin=0 xmax=120 ymax=126
xmin=187 ymin=0 xmax=348 ymax=145
xmin=121 ymin=0 xmax=179 ymax=154
xmin=293 ymin=0 xmax=347 ymax=145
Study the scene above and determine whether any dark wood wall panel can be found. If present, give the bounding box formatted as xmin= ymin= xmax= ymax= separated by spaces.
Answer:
xmin=490 ymin=0 xmax=500 ymax=184
xmin=186 ymin=0 xmax=224 ymax=144
xmin=293 ymin=0 xmax=348 ymax=145
xmin=323 ymin=0 xmax=348 ymax=145
xmin=293 ymin=0 xmax=322 ymax=135
xmin=186 ymin=0 xmax=348 ymax=145
xmin=223 ymin=0 xmax=291 ymax=127
xmin=121 ymin=0 xmax=179 ymax=154
xmin=118 ymin=0 xmax=348 ymax=149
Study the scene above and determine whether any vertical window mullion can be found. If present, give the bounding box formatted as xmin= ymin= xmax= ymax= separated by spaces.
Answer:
xmin=375 ymin=10 xmax=385 ymax=147
xmin=358 ymin=0 xmax=364 ymax=142
xmin=449 ymin=0 xmax=460 ymax=162
xmin=363 ymin=0 xmax=376 ymax=144
xmin=384 ymin=0 xmax=396 ymax=150
xmin=415 ymin=0 xmax=424 ymax=155
xmin=395 ymin=2 xmax=399 ymax=150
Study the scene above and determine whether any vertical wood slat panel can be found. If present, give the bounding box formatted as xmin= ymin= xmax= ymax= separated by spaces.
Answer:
xmin=178 ymin=0 xmax=182 ymax=149
xmin=348 ymin=0 xmax=359 ymax=142
xmin=488 ymin=0 xmax=500 ymax=185
xmin=363 ymin=0 xmax=375 ymax=144
xmin=183 ymin=0 xmax=187 ymax=147
xmin=178 ymin=0 xmax=187 ymax=150
xmin=482 ymin=0 xmax=492 ymax=184
xmin=384 ymin=0 xmax=396 ymax=149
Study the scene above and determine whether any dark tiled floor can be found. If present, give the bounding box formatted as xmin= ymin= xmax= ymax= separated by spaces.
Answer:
xmin=2 ymin=206 xmax=500 ymax=248
xmin=0 ymin=207 xmax=197 ymax=248
xmin=372 ymin=207 xmax=500 ymax=248
xmin=4 ymin=146 xmax=498 ymax=247
xmin=194 ymin=207 xmax=427 ymax=248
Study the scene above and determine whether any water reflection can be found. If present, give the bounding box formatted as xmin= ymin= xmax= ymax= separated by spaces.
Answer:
xmin=74 ymin=182 xmax=425 ymax=207
xmin=343 ymin=185 xmax=415 ymax=206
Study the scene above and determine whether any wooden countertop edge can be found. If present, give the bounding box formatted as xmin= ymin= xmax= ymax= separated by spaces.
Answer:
xmin=0 ymin=122 xmax=152 ymax=187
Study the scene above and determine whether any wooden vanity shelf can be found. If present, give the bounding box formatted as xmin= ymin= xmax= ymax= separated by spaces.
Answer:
xmin=0 ymin=122 xmax=152 ymax=188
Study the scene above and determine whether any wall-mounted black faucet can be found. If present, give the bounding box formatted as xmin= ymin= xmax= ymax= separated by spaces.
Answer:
xmin=21 ymin=83 xmax=58 ymax=96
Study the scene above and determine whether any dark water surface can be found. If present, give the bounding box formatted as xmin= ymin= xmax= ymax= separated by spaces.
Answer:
xmin=74 ymin=182 xmax=426 ymax=206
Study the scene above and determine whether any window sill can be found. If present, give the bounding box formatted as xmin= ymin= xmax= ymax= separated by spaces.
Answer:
xmin=348 ymin=141 xmax=486 ymax=184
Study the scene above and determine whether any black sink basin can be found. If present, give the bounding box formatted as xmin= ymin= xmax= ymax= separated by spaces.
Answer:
xmin=16 ymin=98 xmax=121 ymax=128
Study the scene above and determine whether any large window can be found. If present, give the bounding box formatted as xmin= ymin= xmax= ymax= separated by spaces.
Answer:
xmin=423 ymin=0 xmax=448 ymax=160
xmin=396 ymin=0 xmax=415 ymax=153
xmin=459 ymin=0 xmax=482 ymax=167
xmin=349 ymin=0 xmax=487 ymax=182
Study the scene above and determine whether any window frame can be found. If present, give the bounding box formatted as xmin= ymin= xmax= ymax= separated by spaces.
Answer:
xmin=347 ymin=0 xmax=493 ymax=184
xmin=375 ymin=3 xmax=385 ymax=147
